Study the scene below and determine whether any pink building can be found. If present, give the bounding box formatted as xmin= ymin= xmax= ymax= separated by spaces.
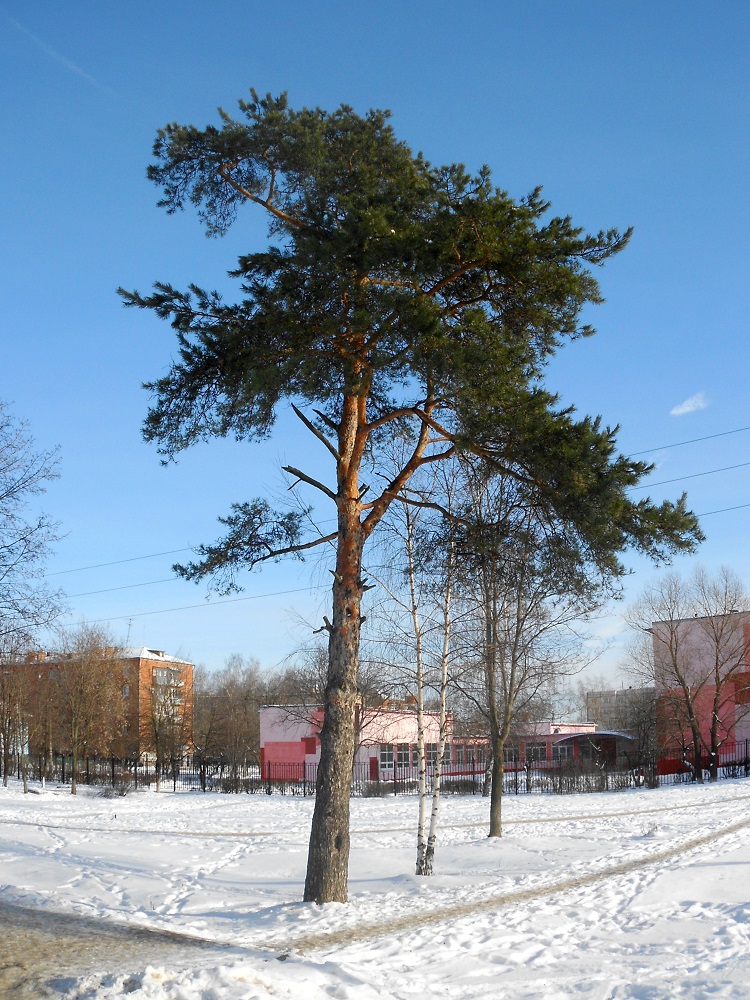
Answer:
xmin=260 ymin=705 xmax=625 ymax=784
xmin=260 ymin=701 xmax=448 ymax=781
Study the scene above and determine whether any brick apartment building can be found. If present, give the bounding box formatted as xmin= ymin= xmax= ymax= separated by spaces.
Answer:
xmin=120 ymin=647 xmax=194 ymax=758
xmin=19 ymin=645 xmax=194 ymax=760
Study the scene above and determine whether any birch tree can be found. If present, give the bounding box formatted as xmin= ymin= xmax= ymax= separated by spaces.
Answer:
xmin=370 ymin=464 xmax=460 ymax=876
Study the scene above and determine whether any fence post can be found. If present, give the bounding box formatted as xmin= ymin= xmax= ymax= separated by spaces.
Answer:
xmin=111 ymin=756 xmax=115 ymax=788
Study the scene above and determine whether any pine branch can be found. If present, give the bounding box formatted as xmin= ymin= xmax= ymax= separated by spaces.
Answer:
xmin=291 ymin=404 xmax=341 ymax=460
xmin=282 ymin=465 xmax=337 ymax=502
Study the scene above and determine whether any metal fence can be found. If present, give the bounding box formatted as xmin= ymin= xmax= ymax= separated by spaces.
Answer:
xmin=656 ymin=739 xmax=750 ymax=784
xmin=10 ymin=739 xmax=750 ymax=796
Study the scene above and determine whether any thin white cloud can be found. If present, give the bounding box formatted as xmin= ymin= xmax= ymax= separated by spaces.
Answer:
xmin=670 ymin=392 xmax=708 ymax=417
xmin=1 ymin=7 xmax=108 ymax=92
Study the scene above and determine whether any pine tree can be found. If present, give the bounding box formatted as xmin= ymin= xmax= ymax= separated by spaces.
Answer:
xmin=120 ymin=91 xmax=701 ymax=902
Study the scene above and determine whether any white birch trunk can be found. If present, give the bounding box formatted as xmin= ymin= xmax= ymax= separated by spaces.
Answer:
xmin=422 ymin=544 xmax=453 ymax=875
xmin=403 ymin=510 xmax=430 ymax=876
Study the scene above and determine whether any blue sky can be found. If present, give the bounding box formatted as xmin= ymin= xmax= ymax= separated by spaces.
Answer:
xmin=2 ymin=1 xmax=749 ymax=679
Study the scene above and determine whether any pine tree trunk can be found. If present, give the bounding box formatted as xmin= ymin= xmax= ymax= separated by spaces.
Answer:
xmin=304 ymin=504 xmax=363 ymax=904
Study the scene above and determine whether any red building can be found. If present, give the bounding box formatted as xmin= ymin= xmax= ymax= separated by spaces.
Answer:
xmin=651 ymin=611 xmax=750 ymax=764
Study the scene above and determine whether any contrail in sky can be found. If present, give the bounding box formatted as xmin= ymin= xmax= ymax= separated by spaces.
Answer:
xmin=1 ymin=6 xmax=112 ymax=93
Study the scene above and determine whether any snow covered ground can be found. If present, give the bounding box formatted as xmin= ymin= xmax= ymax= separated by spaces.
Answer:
xmin=1 ymin=778 xmax=750 ymax=998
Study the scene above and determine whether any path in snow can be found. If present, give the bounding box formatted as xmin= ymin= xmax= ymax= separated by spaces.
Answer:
xmin=276 ymin=812 xmax=750 ymax=953
xmin=0 ymin=901 xmax=238 ymax=998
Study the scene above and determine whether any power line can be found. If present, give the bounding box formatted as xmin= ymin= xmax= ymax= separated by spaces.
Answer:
xmin=44 ymin=425 xmax=750 ymax=580
xmin=629 ymin=460 xmax=750 ymax=492
xmin=48 ymin=548 xmax=192 ymax=576
xmin=61 ymin=496 xmax=750 ymax=601
xmin=56 ymin=584 xmax=327 ymax=629
xmin=632 ymin=425 xmax=750 ymax=456
xmin=697 ymin=502 xmax=750 ymax=518
xmin=65 ymin=578 xmax=176 ymax=599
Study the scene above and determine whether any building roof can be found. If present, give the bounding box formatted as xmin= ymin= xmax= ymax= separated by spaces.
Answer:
xmin=118 ymin=647 xmax=193 ymax=666
xmin=554 ymin=730 xmax=635 ymax=743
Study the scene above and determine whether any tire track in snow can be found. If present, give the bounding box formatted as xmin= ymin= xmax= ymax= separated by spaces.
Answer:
xmin=274 ymin=812 xmax=750 ymax=954
xmin=355 ymin=789 xmax=750 ymax=834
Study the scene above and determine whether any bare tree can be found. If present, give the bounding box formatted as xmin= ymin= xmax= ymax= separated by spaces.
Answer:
xmin=454 ymin=472 xmax=602 ymax=837
xmin=629 ymin=566 xmax=750 ymax=782
xmin=580 ymin=680 xmax=658 ymax=782
xmin=213 ymin=654 xmax=266 ymax=785
xmin=54 ymin=626 xmax=125 ymax=794
xmin=192 ymin=654 xmax=278 ymax=791
xmin=0 ymin=402 xmax=62 ymax=647
xmin=410 ymin=507 xmax=456 ymax=877
xmin=191 ymin=665 xmax=224 ymax=790
xmin=146 ymin=666 xmax=191 ymax=791
xmin=269 ymin=646 xmax=327 ymax=707
xmin=0 ymin=649 xmax=27 ymax=786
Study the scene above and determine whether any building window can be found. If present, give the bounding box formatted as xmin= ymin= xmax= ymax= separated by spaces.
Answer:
xmin=411 ymin=743 xmax=419 ymax=767
xmin=552 ymin=744 xmax=573 ymax=762
xmin=525 ymin=742 xmax=547 ymax=763
xmin=455 ymin=745 xmax=464 ymax=766
xmin=153 ymin=666 xmax=180 ymax=687
xmin=122 ymin=684 xmax=129 ymax=698
xmin=397 ymin=743 xmax=410 ymax=768
xmin=426 ymin=743 xmax=438 ymax=767
xmin=380 ymin=744 xmax=394 ymax=769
